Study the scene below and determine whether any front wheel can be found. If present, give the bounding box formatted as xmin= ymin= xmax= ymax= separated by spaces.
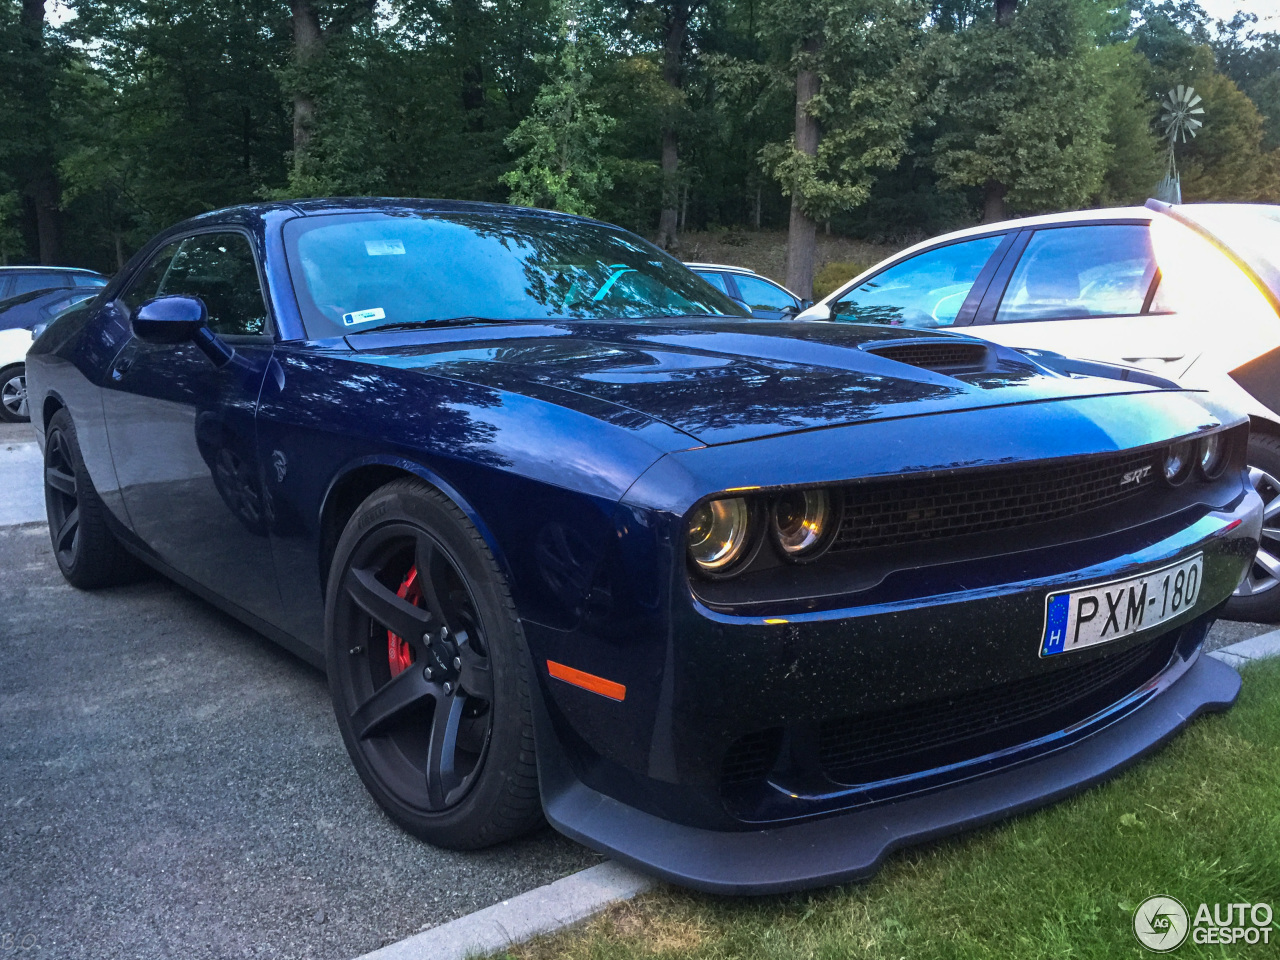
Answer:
xmin=325 ymin=479 xmax=542 ymax=849
xmin=0 ymin=364 xmax=28 ymax=423
xmin=1225 ymin=433 xmax=1280 ymax=622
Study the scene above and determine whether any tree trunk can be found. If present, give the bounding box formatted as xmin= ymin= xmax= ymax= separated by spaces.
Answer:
xmin=982 ymin=179 xmax=1007 ymax=223
xmin=655 ymin=1 xmax=692 ymax=250
xmin=994 ymin=0 xmax=1018 ymax=26
xmin=18 ymin=0 xmax=60 ymax=264
xmin=785 ymin=38 xmax=822 ymax=299
xmin=290 ymin=0 xmax=323 ymax=162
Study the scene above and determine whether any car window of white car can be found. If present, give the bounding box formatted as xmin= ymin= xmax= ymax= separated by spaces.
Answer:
xmin=734 ymin=274 xmax=795 ymax=311
xmin=993 ymin=225 xmax=1155 ymax=323
xmin=829 ymin=235 xmax=1004 ymax=328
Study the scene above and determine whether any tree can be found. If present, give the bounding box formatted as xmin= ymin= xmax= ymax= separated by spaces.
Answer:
xmin=755 ymin=0 xmax=923 ymax=297
xmin=502 ymin=25 xmax=617 ymax=215
xmin=0 ymin=0 xmax=65 ymax=261
xmin=925 ymin=0 xmax=1111 ymax=222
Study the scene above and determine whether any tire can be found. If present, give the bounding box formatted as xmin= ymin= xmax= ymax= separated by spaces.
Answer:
xmin=1225 ymin=432 xmax=1280 ymax=623
xmin=325 ymin=478 xmax=542 ymax=849
xmin=44 ymin=408 xmax=142 ymax=588
xmin=0 ymin=363 xmax=28 ymax=423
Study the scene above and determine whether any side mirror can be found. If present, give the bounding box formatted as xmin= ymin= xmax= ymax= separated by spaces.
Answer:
xmin=730 ymin=297 xmax=753 ymax=315
xmin=799 ymin=299 xmax=814 ymax=310
xmin=133 ymin=295 xmax=208 ymax=343
xmin=131 ymin=295 xmax=234 ymax=367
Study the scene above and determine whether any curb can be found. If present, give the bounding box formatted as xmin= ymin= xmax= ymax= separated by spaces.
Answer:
xmin=353 ymin=860 xmax=655 ymax=960
xmin=1208 ymin=628 xmax=1280 ymax=670
xmin=355 ymin=627 xmax=1280 ymax=960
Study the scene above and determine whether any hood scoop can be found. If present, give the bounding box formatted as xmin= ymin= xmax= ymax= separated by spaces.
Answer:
xmin=864 ymin=339 xmax=991 ymax=374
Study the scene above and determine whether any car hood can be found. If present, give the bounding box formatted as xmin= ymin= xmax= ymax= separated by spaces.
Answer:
xmin=345 ymin=319 xmax=1166 ymax=446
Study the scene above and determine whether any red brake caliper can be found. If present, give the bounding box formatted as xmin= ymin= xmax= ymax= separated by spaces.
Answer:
xmin=387 ymin=566 xmax=421 ymax=677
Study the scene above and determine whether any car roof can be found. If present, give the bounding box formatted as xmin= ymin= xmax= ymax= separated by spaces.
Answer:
xmin=0 ymin=265 xmax=102 ymax=275
xmin=174 ymin=197 xmax=601 ymax=232
xmin=685 ymin=262 xmax=762 ymax=274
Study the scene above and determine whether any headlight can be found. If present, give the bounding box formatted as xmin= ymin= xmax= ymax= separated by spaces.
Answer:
xmin=1198 ymin=433 xmax=1227 ymax=479
xmin=687 ymin=497 xmax=751 ymax=572
xmin=772 ymin=488 xmax=834 ymax=559
xmin=1163 ymin=441 xmax=1195 ymax=485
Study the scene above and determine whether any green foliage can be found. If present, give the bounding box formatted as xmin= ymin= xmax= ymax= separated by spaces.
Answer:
xmin=501 ymin=25 xmax=617 ymax=216
xmin=0 ymin=190 xmax=23 ymax=264
xmin=3 ymin=0 xmax=1280 ymax=270
xmin=754 ymin=0 xmax=924 ymax=222
xmin=924 ymin=0 xmax=1113 ymax=214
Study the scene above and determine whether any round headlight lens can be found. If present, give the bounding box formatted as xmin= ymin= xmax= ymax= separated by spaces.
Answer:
xmin=772 ymin=489 xmax=833 ymax=558
xmin=1164 ymin=441 xmax=1195 ymax=485
xmin=686 ymin=497 xmax=751 ymax=572
xmin=1199 ymin=433 xmax=1227 ymax=479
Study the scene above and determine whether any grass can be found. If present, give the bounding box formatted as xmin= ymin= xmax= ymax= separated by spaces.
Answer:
xmin=499 ymin=659 xmax=1280 ymax=960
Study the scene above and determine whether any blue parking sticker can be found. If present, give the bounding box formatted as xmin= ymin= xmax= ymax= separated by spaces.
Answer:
xmin=1042 ymin=593 xmax=1069 ymax=656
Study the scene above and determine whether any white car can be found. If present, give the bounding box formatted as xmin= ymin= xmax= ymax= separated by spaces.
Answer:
xmin=0 ymin=326 xmax=33 ymax=424
xmin=798 ymin=201 xmax=1280 ymax=620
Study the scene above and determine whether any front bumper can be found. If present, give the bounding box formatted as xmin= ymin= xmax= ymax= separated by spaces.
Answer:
xmin=538 ymin=642 xmax=1240 ymax=894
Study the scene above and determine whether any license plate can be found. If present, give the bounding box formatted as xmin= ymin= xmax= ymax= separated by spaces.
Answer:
xmin=1040 ymin=554 xmax=1203 ymax=656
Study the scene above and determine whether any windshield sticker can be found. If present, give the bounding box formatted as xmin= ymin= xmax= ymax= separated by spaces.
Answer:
xmin=342 ymin=307 xmax=386 ymax=326
xmin=365 ymin=240 xmax=405 ymax=256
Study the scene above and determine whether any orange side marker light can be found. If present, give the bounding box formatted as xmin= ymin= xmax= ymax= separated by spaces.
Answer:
xmin=547 ymin=660 xmax=626 ymax=701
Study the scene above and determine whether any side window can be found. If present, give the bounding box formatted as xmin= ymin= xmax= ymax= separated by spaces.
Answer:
xmin=122 ymin=241 xmax=183 ymax=313
xmin=734 ymin=274 xmax=795 ymax=311
xmin=14 ymin=273 xmax=68 ymax=295
xmin=158 ymin=233 xmax=269 ymax=337
xmin=994 ymin=224 xmax=1156 ymax=323
xmin=696 ymin=271 xmax=729 ymax=294
xmin=830 ymin=235 xmax=1004 ymax=328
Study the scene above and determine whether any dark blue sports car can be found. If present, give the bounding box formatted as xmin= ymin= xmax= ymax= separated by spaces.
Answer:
xmin=25 ymin=200 xmax=1262 ymax=893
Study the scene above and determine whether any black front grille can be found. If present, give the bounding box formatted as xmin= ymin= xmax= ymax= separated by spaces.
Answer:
xmin=830 ymin=449 xmax=1159 ymax=553
xmin=721 ymin=727 xmax=785 ymax=785
xmin=818 ymin=634 xmax=1175 ymax=785
xmin=867 ymin=341 xmax=990 ymax=371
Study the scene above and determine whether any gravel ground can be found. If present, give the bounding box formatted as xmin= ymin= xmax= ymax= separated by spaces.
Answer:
xmin=0 ymin=522 xmax=600 ymax=960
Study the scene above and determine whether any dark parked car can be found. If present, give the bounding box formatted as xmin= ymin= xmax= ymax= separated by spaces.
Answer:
xmin=687 ymin=262 xmax=805 ymax=319
xmin=26 ymin=200 xmax=1260 ymax=893
xmin=0 ymin=286 xmax=102 ymax=332
xmin=0 ymin=266 xmax=105 ymax=300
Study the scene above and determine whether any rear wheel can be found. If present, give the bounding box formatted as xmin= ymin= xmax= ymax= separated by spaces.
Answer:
xmin=325 ymin=479 xmax=542 ymax=848
xmin=44 ymin=408 xmax=141 ymax=588
xmin=0 ymin=364 xmax=28 ymax=423
xmin=1226 ymin=433 xmax=1280 ymax=623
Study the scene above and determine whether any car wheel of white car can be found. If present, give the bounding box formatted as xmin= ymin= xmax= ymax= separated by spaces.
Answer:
xmin=1226 ymin=434 xmax=1280 ymax=623
xmin=0 ymin=363 xmax=28 ymax=423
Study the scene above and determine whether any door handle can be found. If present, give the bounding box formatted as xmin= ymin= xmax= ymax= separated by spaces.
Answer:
xmin=111 ymin=357 xmax=133 ymax=381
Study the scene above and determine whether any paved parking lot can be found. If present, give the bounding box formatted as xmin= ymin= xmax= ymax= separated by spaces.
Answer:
xmin=0 ymin=518 xmax=599 ymax=960
xmin=0 ymin=419 xmax=1271 ymax=959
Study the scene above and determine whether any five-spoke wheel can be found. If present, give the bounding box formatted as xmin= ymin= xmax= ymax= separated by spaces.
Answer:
xmin=326 ymin=479 xmax=542 ymax=848
xmin=1227 ymin=434 xmax=1280 ymax=623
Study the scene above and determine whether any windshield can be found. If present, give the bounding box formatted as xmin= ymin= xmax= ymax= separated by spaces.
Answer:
xmin=283 ymin=211 xmax=747 ymax=338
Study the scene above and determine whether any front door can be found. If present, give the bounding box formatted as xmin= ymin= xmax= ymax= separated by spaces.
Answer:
xmin=102 ymin=231 xmax=285 ymax=625
xmin=971 ymin=223 xmax=1201 ymax=380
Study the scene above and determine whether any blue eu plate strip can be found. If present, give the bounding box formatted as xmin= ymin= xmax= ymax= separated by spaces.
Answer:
xmin=1042 ymin=593 xmax=1070 ymax=656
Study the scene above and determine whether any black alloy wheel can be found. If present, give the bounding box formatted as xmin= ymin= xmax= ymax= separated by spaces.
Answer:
xmin=326 ymin=479 xmax=542 ymax=848
xmin=43 ymin=408 xmax=140 ymax=588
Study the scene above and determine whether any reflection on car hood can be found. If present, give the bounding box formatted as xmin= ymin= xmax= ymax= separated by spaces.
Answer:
xmin=345 ymin=319 xmax=1166 ymax=446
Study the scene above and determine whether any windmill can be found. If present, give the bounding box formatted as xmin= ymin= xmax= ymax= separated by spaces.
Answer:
xmin=1155 ymin=85 xmax=1204 ymax=203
